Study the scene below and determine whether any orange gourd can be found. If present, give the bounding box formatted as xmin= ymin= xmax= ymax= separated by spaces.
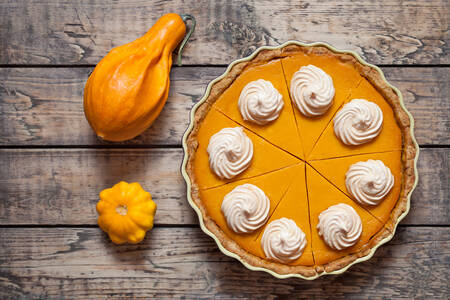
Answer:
xmin=97 ymin=181 xmax=157 ymax=244
xmin=84 ymin=13 xmax=195 ymax=141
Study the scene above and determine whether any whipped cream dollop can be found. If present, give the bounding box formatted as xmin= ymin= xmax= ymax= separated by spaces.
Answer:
xmin=261 ymin=218 xmax=306 ymax=263
xmin=221 ymin=184 xmax=270 ymax=234
xmin=207 ymin=127 xmax=253 ymax=179
xmin=290 ymin=65 xmax=335 ymax=117
xmin=334 ymin=99 xmax=383 ymax=145
xmin=346 ymin=159 xmax=394 ymax=206
xmin=238 ymin=79 xmax=284 ymax=125
xmin=317 ymin=203 xmax=362 ymax=250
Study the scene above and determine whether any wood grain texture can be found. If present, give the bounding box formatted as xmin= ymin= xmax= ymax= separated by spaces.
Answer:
xmin=0 ymin=67 xmax=222 ymax=146
xmin=0 ymin=0 xmax=448 ymax=65
xmin=0 ymin=1 xmax=448 ymax=298
xmin=0 ymin=148 xmax=195 ymax=225
xmin=0 ymin=148 xmax=447 ymax=226
xmin=1 ymin=67 xmax=448 ymax=146
xmin=0 ymin=227 xmax=448 ymax=299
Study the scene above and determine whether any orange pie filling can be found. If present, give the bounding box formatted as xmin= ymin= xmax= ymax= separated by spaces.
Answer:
xmin=191 ymin=53 xmax=404 ymax=270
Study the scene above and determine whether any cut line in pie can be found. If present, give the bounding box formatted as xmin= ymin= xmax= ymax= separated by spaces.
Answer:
xmin=200 ymin=163 xmax=304 ymax=258
xmin=309 ymin=150 xmax=403 ymax=225
xmin=309 ymin=76 xmax=403 ymax=161
xmin=192 ymin=108 xmax=300 ymax=190
xmin=213 ymin=59 xmax=305 ymax=159
xmin=281 ymin=50 xmax=364 ymax=158
xmin=305 ymin=164 xmax=385 ymax=268
xmin=255 ymin=163 xmax=314 ymax=267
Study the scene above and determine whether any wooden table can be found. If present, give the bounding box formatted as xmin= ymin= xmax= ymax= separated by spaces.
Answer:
xmin=0 ymin=1 xmax=448 ymax=298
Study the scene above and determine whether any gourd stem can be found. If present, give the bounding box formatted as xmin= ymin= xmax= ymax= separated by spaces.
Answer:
xmin=177 ymin=14 xmax=196 ymax=66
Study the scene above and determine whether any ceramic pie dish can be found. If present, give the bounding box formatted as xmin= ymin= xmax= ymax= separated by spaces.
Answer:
xmin=181 ymin=41 xmax=419 ymax=279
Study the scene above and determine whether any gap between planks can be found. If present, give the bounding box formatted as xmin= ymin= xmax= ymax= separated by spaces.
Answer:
xmin=0 ymin=145 xmax=448 ymax=149
xmin=0 ymin=224 xmax=448 ymax=229
xmin=0 ymin=64 xmax=449 ymax=68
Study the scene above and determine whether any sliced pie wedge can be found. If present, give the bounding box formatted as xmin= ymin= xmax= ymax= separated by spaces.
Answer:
xmin=200 ymin=163 xmax=304 ymax=257
xmin=306 ymin=165 xmax=384 ymax=266
xmin=194 ymin=108 xmax=300 ymax=190
xmin=309 ymin=151 xmax=402 ymax=224
xmin=213 ymin=59 xmax=305 ymax=159
xmin=281 ymin=52 xmax=363 ymax=157
xmin=255 ymin=163 xmax=314 ymax=266
xmin=309 ymin=78 xmax=403 ymax=160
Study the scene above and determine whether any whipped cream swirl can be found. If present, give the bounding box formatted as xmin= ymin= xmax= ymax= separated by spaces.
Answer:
xmin=317 ymin=204 xmax=362 ymax=250
xmin=207 ymin=127 xmax=253 ymax=179
xmin=346 ymin=159 xmax=394 ymax=206
xmin=334 ymin=99 xmax=383 ymax=145
xmin=221 ymin=184 xmax=270 ymax=234
xmin=261 ymin=218 xmax=306 ymax=263
xmin=238 ymin=79 xmax=284 ymax=125
xmin=290 ymin=65 xmax=335 ymax=117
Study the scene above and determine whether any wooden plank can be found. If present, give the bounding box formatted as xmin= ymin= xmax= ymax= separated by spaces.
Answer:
xmin=0 ymin=0 xmax=448 ymax=65
xmin=0 ymin=227 xmax=448 ymax=299
xmin=0 ymin=148 xmax=196 ymax=225
xmin=402 ymin=147 xmax=449 ymax=225
xmin=0 ymin=148 xmax=447 ymax=226
xmin=0 ymin=67 xmax=224 ymax=146
xmin=384 ymin=67 xmax=449 ymax=145
xmin=0 ymin=67 xmax=448 ymax=146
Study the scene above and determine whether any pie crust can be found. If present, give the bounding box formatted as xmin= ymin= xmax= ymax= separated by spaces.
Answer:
xmin=182 ymin=42 xmax=418 ymax=279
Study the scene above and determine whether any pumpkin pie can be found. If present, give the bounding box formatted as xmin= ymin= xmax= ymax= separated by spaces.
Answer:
xmin=183 ymin=42 xmax=418 ymax=279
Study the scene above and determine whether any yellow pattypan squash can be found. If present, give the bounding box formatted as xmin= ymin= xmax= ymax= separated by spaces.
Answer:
xmin=96 ymin=181 xmax=156 ymax=244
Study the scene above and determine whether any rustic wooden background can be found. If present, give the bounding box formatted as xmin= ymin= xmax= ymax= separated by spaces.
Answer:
xmin=0 ymin=1 xmax=448 ymax=299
